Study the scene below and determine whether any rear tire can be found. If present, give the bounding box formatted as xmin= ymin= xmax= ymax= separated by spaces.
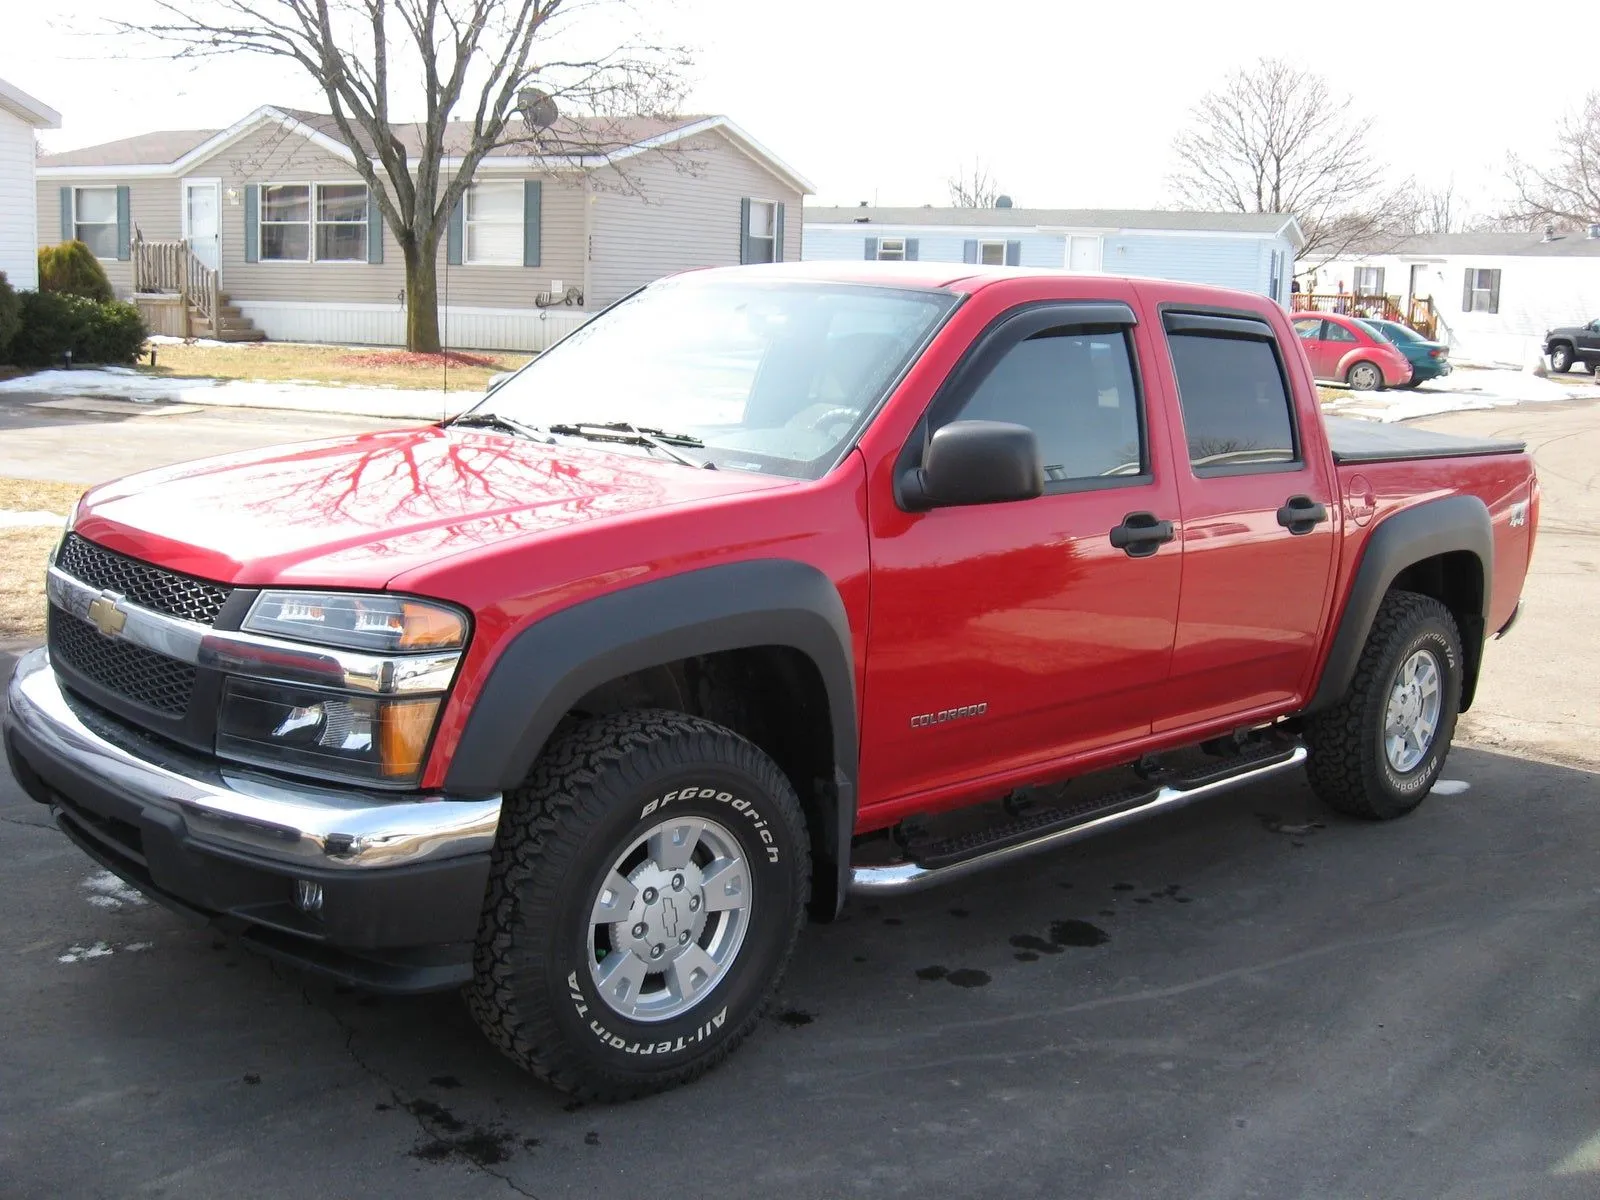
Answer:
xmin=1347 ymin=361 xmax=1384 ymax=391
xmin=1550 ymin=343 xmax=1574 ymax=372
xmin=1304 ymin=590 xmax=1463 ymax=820
xmin=466 ymin=709 xmax=811 ymax=1101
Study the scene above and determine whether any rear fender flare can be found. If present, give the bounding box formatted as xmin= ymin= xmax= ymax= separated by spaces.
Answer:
xmin=443 ymin=559 xmax=859 ymax=916
xmin=1306 ymin=494 xmax=1492 ymax=713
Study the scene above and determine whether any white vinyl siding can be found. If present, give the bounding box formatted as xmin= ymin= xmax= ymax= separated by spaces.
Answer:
xmin=73 ymin=186 xmax=119 ymax=259
xmin=0 ymin=107 xmax=40 ymax=288
xmin=465 ymin=181 xmax=522 ymax=265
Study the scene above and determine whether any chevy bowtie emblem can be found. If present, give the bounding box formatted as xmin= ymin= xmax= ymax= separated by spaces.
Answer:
xmin=87 ymin=593 xmax=127 ymax=638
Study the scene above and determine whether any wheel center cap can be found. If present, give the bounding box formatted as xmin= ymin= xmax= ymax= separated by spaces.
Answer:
xmin=611 ymin=860 xmax=708 ymax=966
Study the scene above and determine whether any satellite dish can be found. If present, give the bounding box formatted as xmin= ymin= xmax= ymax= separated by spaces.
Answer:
xmin=518 ymin=88 xmax=558 ymax=129
xmin=995 ymin=195 xmax=1014 ymax=208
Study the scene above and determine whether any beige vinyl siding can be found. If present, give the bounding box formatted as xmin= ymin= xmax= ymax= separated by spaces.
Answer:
xmin=587 ymin=127 xmax=804 ymax=305
xmin=443 ymin=172 xmax=585 ymax=307
xmin=36 ymin=176 xmax=180 ymax=297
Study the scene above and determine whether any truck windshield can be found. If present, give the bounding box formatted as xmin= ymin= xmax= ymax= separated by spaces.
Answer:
xmin=470 ymin=278 xmax=956 ymax=478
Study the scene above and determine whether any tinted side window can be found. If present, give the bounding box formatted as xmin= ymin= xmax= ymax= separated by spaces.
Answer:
xmin=1323 ymin=322 xmax=1357 ymax=344
xmin=1292 ymin=318 xmax=1322 ymax=340
xmin=1167 ymin=333 xmax=1297 ymax=470
xmin=948 ymin=328 xmax=1144 ymax=483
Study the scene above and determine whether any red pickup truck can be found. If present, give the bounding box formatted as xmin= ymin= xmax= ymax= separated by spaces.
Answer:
xmin=5 ymin=263 xmax=1538 ymax=1100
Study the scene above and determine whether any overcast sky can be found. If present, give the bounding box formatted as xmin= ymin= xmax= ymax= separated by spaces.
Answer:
xmin=3 ymin=0 xmax=1577 ymax=221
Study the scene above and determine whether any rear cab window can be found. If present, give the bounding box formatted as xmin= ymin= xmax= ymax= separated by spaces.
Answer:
xmin=1162 ymin=312 xmax=1299 ymax=474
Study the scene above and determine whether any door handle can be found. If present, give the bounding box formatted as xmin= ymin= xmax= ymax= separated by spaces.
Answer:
xmin=1277 ymin=495 xmax=1329 ymax=535
xmin=1109 ymin=511 xmax=1176 ymax=558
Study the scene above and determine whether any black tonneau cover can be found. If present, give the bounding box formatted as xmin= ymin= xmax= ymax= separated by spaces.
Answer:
xmin=1324 ymin=416 xmax=1526 ymax=465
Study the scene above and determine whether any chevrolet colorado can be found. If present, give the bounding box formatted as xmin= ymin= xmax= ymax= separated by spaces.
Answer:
xmin=4 ymin=262 xmax=1538 ymax=1100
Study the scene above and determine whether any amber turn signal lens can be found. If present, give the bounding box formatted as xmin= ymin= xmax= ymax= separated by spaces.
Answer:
xmin=379 ymin=697 xmax=442 ymax=778
xmin=399 ymin=601 xmax=467 ymax=649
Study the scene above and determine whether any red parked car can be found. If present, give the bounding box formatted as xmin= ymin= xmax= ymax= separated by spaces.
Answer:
xmin=7 ymin=264 xmax=1536 ymax=1100
xmin=1292 ymin=311 xmax=1414 ymax=391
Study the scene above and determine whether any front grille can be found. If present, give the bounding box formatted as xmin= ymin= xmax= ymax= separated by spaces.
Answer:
xmin=50 ymin=611 xmax=197 ymax=716
xmin=57 ymin=533 xmax=232 ymax=625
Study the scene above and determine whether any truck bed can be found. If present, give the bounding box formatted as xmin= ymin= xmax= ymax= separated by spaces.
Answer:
xmin=1325 ymin=416 xmax=1526 ymax=464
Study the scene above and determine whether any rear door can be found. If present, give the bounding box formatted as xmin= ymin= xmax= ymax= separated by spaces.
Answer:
xmin=1145 ymin=305 xmax=1339 ymax=733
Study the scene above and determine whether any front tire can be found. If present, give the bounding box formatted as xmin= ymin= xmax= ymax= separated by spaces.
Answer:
xmin=1304 ymin=590 xmax=1463 ymax=820
xmin=466 ymin=709 xmax=811 ymax=1101
xmin=1346 ymin=361 xmax=1384 ymax=391
xmin=1550 ymin=343 xmax=1574 ymax=372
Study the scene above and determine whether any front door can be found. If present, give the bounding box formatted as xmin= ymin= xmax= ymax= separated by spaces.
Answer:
xmin=1149 ymin=309 xmax=1338 ymax=731
xmin=1409 ymin=263 xmax=1428 ymax=304
xmin=182 ymin=179 xmax=221 ymax=272
xmin=1068 ymin=236 xmax=1102 ymax=273
xmin=860 ymin=302 xmax=1183 ymax=809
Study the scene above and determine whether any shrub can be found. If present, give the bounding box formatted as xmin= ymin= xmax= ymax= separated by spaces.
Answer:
xmin=6 ymin=291 xmax=147 ymax=367
xmin=37 ymin=240 xmax=114 ymax=303
xmin=0 ymin=271 xmax=19 ymax=362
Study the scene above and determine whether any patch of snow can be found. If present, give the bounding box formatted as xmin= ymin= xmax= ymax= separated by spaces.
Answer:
xmin=82 ymin=870 xmax=149 ymax=910
xmin=58 ymin=941 xmax=115 ymax=964
xmin=146 ymin=334 xmax=232 ymax=347
xmin=1325 ymin=366 xmax=1594 ymax=424
xmin=1430 ymin=779 xmax=1471 ymax=796
xmin=0 ymin=510 xmax=66 ymax=528
xmin=0 ymin=368 xmax=479 ymax=420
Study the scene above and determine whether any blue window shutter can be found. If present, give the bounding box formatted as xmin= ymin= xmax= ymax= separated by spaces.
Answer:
xmin=524 ymin=179 xmax=542 ymax=267
xmin=904 ymin=238 xmax=919 ymax=261
xmin=115 ymin=186 xmax=131 ymax=260
xmin=244 ymin=185 xmax=259 ymax=263
xmin=739 ymin=197 xmax=752 ymax=264
xmin=367 ymin=187 xmax=383 ymax=264
xmin=962 ymin=239 xmax=978 ymax=264
xmin=863 ymin=236 xmax=879 ymax=260
xmin=774 ymin=202 xmax=785 ymax=263
xmin=59 ymin=187 xmax=72 ymax=243
xmin=1004 ymin=239 xmax=1021 ymax=266
xmin=448 ymin=195 xmax=464 ymax=265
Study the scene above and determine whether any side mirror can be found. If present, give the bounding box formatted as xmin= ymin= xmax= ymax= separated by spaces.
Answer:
xmin=485 ymin=372 xmax=513 ymax=393
xmin=901 ymin=420 xmax=1044 ymax=511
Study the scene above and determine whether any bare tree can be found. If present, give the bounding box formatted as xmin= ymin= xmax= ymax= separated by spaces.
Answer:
xmin=947 ymin=159 xmax=1004 ymax=208
xmin=1506 ymin=91 xmax=1600 ymax=231
xmin=1168 ymin=58 xmax=1413 ymax=269
xmin=1411 ymin=181 xmax=1465 ymax=235
xmin=118 ymin=1 xmax=687 ymax=351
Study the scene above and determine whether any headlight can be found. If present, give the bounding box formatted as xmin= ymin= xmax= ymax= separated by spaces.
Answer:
xmin=244 ymin=590 xmax=467 ymax=652
xmin=218 ymin=679 xmax=442 ymax=786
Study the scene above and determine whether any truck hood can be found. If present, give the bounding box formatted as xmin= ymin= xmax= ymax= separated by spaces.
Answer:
xmin=72 ymin=426 xmax=791 ymax=590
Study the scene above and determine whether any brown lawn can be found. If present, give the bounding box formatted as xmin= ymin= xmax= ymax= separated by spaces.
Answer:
xmin=139 ymin=341 xmax=531 ymax=391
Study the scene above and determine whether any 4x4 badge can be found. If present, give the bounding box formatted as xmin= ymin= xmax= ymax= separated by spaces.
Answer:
xmin=87 ymin=592 xmax=127 ymax=638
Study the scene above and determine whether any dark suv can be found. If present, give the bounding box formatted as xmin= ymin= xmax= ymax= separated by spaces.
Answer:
xmin=1543 ymin=319 xmax=1600 ymax=372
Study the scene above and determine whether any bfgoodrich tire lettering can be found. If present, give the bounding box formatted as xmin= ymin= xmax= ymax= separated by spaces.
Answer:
xmin=1304 ymin=590 xmax=1463 ymax=819
xmin=466 ymin=709 xmax=810 ymax=1101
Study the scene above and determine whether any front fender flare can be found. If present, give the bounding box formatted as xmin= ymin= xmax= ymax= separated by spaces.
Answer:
xmin=1305 ymin=494 xmax=1493 ymax=714
xmin=443 ymin=559 xmax=859 ymax=914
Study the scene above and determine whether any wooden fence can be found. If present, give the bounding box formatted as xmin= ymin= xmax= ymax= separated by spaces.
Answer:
xmin=131 ymin=233 xmax=218 ymax=330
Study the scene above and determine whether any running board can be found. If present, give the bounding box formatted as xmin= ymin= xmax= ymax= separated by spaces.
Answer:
xmin=849 ymin=744 xmax=1308 ymax=896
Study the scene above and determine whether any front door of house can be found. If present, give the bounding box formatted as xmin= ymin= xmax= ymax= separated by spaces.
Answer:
xmin=1068 ymin=235 xmax=1102 ymax=272
xmin=183 ymin=179 xmax=221 ymax=272
xmin=1409 ymin=263 xmax=1429 ymax=303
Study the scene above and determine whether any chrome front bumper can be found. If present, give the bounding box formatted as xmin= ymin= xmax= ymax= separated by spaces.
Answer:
xmin=4 ymin=648 xmax=501 ymax=871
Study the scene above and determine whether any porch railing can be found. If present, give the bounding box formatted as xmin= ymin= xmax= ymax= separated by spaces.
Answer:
xmin=1292 ymin=292 xmax=1439 ymax=341
xmin=131 ymin=232 xmax=218 ymax=329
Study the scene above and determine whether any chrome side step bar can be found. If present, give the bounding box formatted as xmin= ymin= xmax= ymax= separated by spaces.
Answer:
xmin=848 ymin=745 xmax=1308 ymax=896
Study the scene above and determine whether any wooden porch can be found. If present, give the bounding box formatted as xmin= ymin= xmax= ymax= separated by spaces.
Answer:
xmin=130 ymin=234 xmax=265 ymax=342
xmin=1291 ymin=292 xmax=1440 ymax=341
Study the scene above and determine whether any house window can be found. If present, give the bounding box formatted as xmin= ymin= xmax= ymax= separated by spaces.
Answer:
xmin=465 ymin=181 xmax=522 ymax=265
xmin=73 ymin=187 xmax=118 ymax=259
xmin=1466 ymin=267 xmax=1501 ymax=314
xmin=260 ymin=184 xmax=311 ymax=261
xmin=746 ymin=201 xmax=776 ymax=263
xmin=978 ymin=240 xmax=1007 ymax=266
xmin=877 ymin=237 xmax=906 ymax=262
xmin=259 ymin=183 xmax=368 ymax=261
xmin=315 ymin=183 xmax=368 ymax=261
xmin=1353 ymin=266 xmax=1385 ymax=297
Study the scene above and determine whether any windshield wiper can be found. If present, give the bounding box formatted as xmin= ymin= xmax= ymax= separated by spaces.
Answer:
xmin=448 ymin=412 xmax=555 ymax=442
xmin=545 ymin=421 xmax=715 ymax=470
